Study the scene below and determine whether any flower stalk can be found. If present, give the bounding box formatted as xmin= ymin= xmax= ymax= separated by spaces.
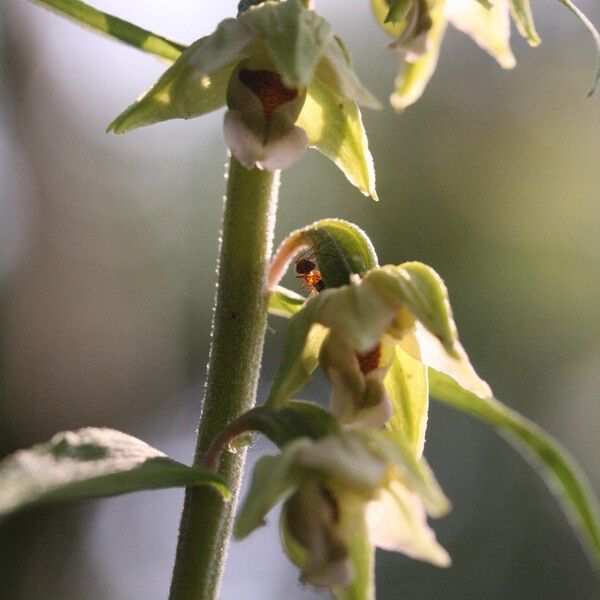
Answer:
xmin=169 ymin=156 xmax=279 ymax=600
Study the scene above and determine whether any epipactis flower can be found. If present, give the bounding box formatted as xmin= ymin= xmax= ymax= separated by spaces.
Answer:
xmin=267 ymin=261 xmax=491 ymax=455
xmin=235 ymin=428 xmax=451 ymax=590
xmin=108 ymin=0 xmax=380 ymax=197
xmin=371 ymin=0 xmax=539 ymax=110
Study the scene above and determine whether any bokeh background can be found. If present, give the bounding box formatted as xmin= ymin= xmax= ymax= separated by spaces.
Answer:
xmin=1 ymin=1 xmax=599 ymax=598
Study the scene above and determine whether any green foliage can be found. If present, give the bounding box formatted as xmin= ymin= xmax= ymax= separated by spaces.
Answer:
xmin=31 ymin=0 xmax=185 ymax=61
xmin=429 ymin=369 xmax=600 ymax=570
xmin=0 ymin=428 xmax=229 ymax=517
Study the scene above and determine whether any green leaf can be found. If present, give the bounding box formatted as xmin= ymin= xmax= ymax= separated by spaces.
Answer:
xmin=266 ymin=292 xmax=330 ymax=408
xmin=509 ymin=0 xmax=541 ymax=46
xmin=332 ymin=519 xmax=375 ymax=600
xmin=269 ymin=285 xmax=306 ymax=318
xmin=384 ymin=345 xmax=429 ymax=457
xmin=429 ymin=369 xmax=600 ymax=569
xmin=556 ymin=0 xmax=600 ymax=95
xmin=391 ymin=0 xmax=448 ymax=111
xmin=300 ymin=219 xmax=380 ymax=288
xmin=0 ymin=428 xmax=229 ymax=517
xmin=298 ymin=79 xmax=378 ymax=199
xmin=108 ymin=20 xmax=255 ymax=134
xmin=230 ymin=402 xmax=340 ymax=449
xmin=385 ymin=0 xmax=413 ymax=24
xmin=31 ymin=0 xmax=185 ymax=62
xmin=235 ymin=440 xmax=308 ymax=539
xmin=239 ymin=0 xmax=333 ymax=88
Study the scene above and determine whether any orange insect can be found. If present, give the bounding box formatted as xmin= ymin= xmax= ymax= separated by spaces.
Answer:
xmin=295 ymin=248 xmax=325 ymax=294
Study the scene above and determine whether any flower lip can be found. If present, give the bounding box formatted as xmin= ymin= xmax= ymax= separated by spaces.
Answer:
xmin=356 ymin=342 xmax=382 ymax=375
xmin=238 ymin=68 xmax=299 ymax=118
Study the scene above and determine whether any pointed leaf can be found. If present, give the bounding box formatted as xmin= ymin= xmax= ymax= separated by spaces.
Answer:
xmin=384 ymin=345 xmax=429 ymax=457
xmin=30 ymin=0 xmax=186 ymax=61
xmin=298 ymin=79 xmax=378 ymax=199
xmin=509 ymin=0 xmax=541 ymax=46
xmin=429 ymin=369 xmax=600 ymax=569
xmin=391 ymin=0 xmax=448 ymax=111
xmin=240 ymin=0 xmax=333 ymax=88
xmin=447 ymin=0 xmax=516 ymax=69
xmin=0 ymin=428 xmax=229 ymax=517
xmin=269 ymin=285 xmax=306 ymax=318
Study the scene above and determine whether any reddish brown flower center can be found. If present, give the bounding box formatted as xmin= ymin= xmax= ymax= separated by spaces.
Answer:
xmin=239 ymin=68 xmax=298 ymax=118
xmin=356 ymin=343 xmax=382 ymax=375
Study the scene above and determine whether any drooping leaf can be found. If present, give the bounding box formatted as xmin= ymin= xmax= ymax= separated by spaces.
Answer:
xmin=384 ymin=345 xmax=429 ymax=457
xmin=429 ymin=369 xmax=600 ymax=569
xmin=240 ymin=0 xmax=333 ymax=88
xmin=298 ymin=79 xmax=378 ymax=199
xmin=332 ymin=518 xmax=375 ymax=600
xmin=30 ymin=0 xmax=185 ymax=62
xmin=508 ymin=0 xmax=541 ymax=46
xmin=300 ymin=219 xmax=380 ymax=288
xmin=266 ymin=292 xmax=330 ymax=408
xmin=0 ymin=428 xmax=229 ymax=517
xmin=447 ymin=0 xmax=516 ymax=69
xmin=269 ymin=285 xmax=306 ymax=318
xmin=556 ymin=0 xmax=600 ymax=95
xmin=391 ymin=0 xmax=448 ymax=111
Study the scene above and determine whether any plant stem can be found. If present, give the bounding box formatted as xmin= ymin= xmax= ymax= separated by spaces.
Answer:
xmin=169 ymin=156 xmax=279 ymax=600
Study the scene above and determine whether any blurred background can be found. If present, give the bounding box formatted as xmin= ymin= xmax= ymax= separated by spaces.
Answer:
xmin=1 ymin=1 xmax=599 ymax=598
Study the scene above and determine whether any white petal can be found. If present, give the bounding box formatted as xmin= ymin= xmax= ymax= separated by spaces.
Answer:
xmin=259 ymin=126 xmax=308 ymax=171
xmin=447 ymin=0 xmax=516 ymax=69
xmin=223 ymin=110 xmax=266 ymax=169
xmin=366 ymin=479 xmax=451 ymax=567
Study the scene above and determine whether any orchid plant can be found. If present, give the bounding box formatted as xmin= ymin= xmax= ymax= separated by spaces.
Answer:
xmin=2 ymin=1 xmax=600 ymax=599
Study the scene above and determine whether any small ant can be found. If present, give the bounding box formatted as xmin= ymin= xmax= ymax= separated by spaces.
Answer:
xmin=295 ymin=248 xmax=325 ymax=294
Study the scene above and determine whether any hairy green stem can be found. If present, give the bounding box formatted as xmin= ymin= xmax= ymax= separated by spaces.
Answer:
xmin=169 ymin=157 xmax=279 ymax=600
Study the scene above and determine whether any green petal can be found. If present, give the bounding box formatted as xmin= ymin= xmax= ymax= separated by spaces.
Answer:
xmin=447 ymin=0 xmax=516 ymax=69
xmin=299 ymin=218 xmax=380 ymax=288
xmin=384 ymin=345 xmax=429 ymax=457
xmin=269 ymin=285 xmax=306 ymax=318
xmin=269 ymin=285 xmax=304 ymax=318
xmin=266 ymin=292 xmax=330 ymax=408
xmin=235 ymin=440 xmax=309 ymax=539
xmin=239 ymin=0 xmax=333 ymax=88
xmin=108 ymin=45 xmax=242 ymax=133
xmin=429 ymin=369 xmax=600 ymax=569
xmin=508 ymin=0 xmax=541 ymax=46
xmin=316 ymin=38 xmax=381 ymax=109
xmin=391 ymin=0 xmax=448 ymax=111
xmin=332 ymin=517 xmax=375 ymax=600
xmin=30 ymin=0 xmax=186 ymax=62
xmin=298 ymin=80 xmax=377 ymax=198
xmin=0 ymin=428 xmax=229 ymax=517
xmin=384 ymin=0 xmax=414 ymax=24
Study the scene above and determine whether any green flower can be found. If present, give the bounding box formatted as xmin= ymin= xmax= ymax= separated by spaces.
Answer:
xmin=267 ymin=260 xmax=491 ymax=456
xmin=371 ymin=0 xmax=531 ymax=110
xmin=108 ymin=0 xmax=380 ymax=197
xmin=236 ymin=428 xmax=451 ymax=589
